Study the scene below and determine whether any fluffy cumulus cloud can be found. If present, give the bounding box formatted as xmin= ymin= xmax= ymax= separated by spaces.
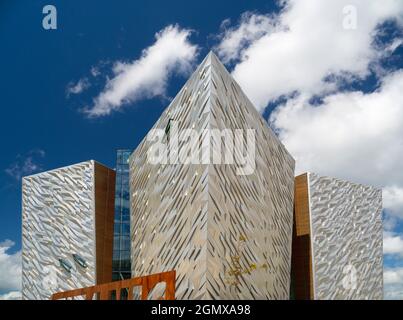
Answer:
xmin=384 ymin=186 xmax=403 ymax=219
xmin=0 ymin=240 xmax=21 ymax=298
xmin=0 ymin=291 xmax=21 ymax=300
xmin=216 ymin=0 xmax=403 ymax=299
xmin=270 ymin=69 xmax=403 ymax=196
xmin=384 ymin=267 xmax=403 ymax=299
xmin=5 ymin=149 xmax=45 ymax=181
xmin=384 ymin=232 xmax=403 ymax=256
xmin=216 ymin=12 xmax=275 ymax=64
xmin=216 ymin=0 xmax=403 ymax=111
xmin=83 ymin=25 xmax=198 ymax=117
xmin=66 ymin=78 xmax=90 ymax=97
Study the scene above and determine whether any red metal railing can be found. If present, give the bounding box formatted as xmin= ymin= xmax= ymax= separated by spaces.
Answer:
xmin=51 ymin=270 xmax=176 ymax=300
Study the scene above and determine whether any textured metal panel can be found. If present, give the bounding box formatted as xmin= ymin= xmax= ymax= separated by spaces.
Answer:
xmin=308 ymin=173 xmax=383 ymax=300
xmin=129 ymin=52 xmax=295 ymax=299
xmin=22 ymin=161 xmax=97 ymax=300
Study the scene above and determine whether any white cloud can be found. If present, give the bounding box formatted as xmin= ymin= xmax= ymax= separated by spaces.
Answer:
xmin=90 ymin=66 xmax=100 ymax=77
xmin=216 ymin=0 xmax=403 ymax=112
xmin=216 ymin=12 xmax=275 ymax=64
xmin=384 ymin=267 xmax=403 ymax=299
xmin=83 ymin=24 xmax=198 ymax=117
xmin=384 ymin=186 xmax=403 ymax=218
xmin=385 ymin=267 xmax=403 ymax=284
xmin=270 ymin=70 xmax=403 ymax=218
xmin=5 ymin=149 xmax=45 ymax=181
xmin=0 ymin=240 xmax=21 ymax=294
xmin=66 ymin=78 xmax=90 ymax=97
xmin=0 ymin=239 xmax=14 ymax=248
xmin=384 ymin=232 xmax=403 ymax=256
xmin=0 ymin=291 xmax=21 ymax=300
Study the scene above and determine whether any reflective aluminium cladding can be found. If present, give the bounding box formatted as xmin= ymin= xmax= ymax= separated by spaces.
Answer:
xmin=112 ymin=150 xmax=132 ymax=281
xmin=129 ymin=52 xmax=295 ymax=299
xmin=21 ymin=160 xmax=115 ymax=300
xmin=292 ymin=172 xmax=383 ymax=300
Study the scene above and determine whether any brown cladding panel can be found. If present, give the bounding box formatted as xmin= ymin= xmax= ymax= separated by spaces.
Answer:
xmin=94 ymin=162 xmax=116 ymax=285
xmin=291 ymin=232 xmax=313 ymax=299
xmin=294 ymin=173 xmax=310 ymax=236
xmin=291 ymin=173 xmax=314 ymax=299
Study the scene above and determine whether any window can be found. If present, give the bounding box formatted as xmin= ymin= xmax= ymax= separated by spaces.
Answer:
xmin=121 ymin=223 xmax=130 ymax=235
xmin=112 ymin=150 xmax=133 ymax=281
xmin=72 ymin=254 xmax=87 ymax=268
xmin=59 ymin=258 xmax=72 ymax=273
xmin=113 ymin=236 xmax=120 ymax=249
xmin=114 ymin=223 xmax=121 ymax=235
xmin=165 ymin=118 xmax=173 ymax=136
xmin=121 ymin=236 xmax=131 ymax=251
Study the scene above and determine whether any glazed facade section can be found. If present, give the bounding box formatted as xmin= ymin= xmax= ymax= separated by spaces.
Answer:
xmin=292 ymin=172 xmax=383 ymax=300
xmin=22 ymin=161 xmax=115 ymax=300
xmin=112 ymin=150 xmax=132 ymax=281
xmin=129 ymin=52 xmax=295 ymax=299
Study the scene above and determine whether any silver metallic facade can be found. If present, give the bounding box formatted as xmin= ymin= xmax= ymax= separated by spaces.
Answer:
xmin=129 ymin=52 xmax=295 ymax=299
xmin=308 ymin=172 xmax=383 ymax=300
xmin=22 ymin=161 xmax=98 ymax=300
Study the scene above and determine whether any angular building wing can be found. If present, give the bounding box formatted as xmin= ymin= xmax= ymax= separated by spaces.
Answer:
xmin=292 ymin=172 xmax=383 ymax=300
xmin=22 ymin=161 xmax=115 ymax=300
xmin=129 ymin=52 xmax=295 ymax=299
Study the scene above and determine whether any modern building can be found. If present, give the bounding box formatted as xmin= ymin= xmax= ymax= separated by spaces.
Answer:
xmin=112 ymin=150 xmax=132 ymax=281
xmin=22 ymin=161 xmax=115 ymax=300
xmin=129 ymin=51 xmax=295 ymax=299
xmin=291 ymin=172 xmax=383 ymax=300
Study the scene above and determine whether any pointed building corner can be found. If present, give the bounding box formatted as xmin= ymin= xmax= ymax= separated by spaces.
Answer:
xmin=197 ymin=50 xmax=227 ymax=75
xmin=196 ymin=50 xmax=217 ymax=71
xmin=128 ymin=45 xmax=296 ymax=299
xmin=206 ymin=49 xmax=219 ymax=60
xmin=205 ymin=49 xmax=228 ymax=72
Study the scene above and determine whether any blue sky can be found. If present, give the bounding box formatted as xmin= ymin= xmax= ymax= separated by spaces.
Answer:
xmin=0 ymin=0 xmax=274 ymax=247
xmin=1 ymin=0 xmax=402 ymax=299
